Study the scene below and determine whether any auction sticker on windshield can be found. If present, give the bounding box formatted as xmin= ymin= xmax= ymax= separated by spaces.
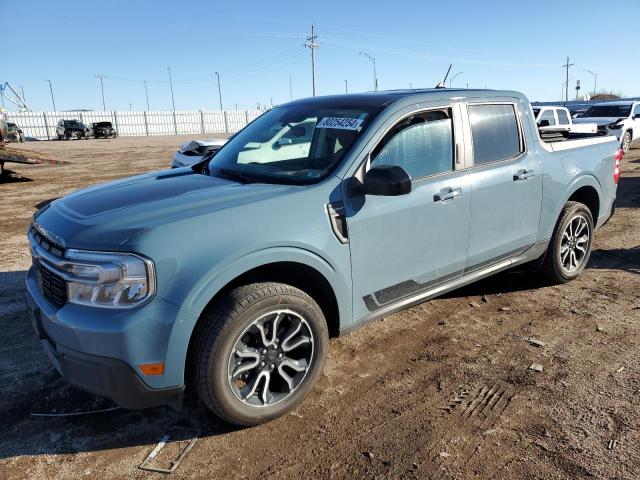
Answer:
xmin=316 ymin=117 xmax=364 ymax=130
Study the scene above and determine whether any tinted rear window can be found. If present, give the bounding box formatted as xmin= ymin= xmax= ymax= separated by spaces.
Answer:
xmin=468 ymin=104 xmax=522 ymax=165
xmin=582 ymin=105 xmax=631 ymax=117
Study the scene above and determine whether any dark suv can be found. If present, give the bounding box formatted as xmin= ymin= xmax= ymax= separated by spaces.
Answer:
xmin=56 ymin=120 xmax=90 ymax=140
xmin=91 ymin=121 xmax=117 ymax=139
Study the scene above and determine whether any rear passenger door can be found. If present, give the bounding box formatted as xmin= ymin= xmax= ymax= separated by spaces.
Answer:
xmin=463 ymin=101 xmax=542 ymax=269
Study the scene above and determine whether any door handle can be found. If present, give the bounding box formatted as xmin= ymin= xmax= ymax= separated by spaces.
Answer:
xmin=434 ymin=187 xmax=462 ymax=202
xmin=513 ymin=169 xmax=534 ymax=181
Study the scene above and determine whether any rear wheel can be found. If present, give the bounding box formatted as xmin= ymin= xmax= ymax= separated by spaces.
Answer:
xmin=541 ymin=201 xmax=594 ymax=283
xmin=621 ymin=131 xmax=632 ymax=153
xmin=194 ymin=282 xmax=328 ymax=426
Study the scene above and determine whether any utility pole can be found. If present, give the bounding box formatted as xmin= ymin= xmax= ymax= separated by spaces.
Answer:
xmin=214 ymin=71 xmax=223 ymax=110
xmin=143 ymin=80 xmax=150 ymax=111
xmin=360 ymin=52 xmax=377 ymax=91
xmin=562 ymin=56 xmax=574 ymax=105
xmin=46 ymin=79 xmax=56 ymax=111
xmin=305 ymin=24 xmax=319 ymax=96
xmin=129 ymin=103 xmax=132 ymax=111
xmin=167 ymin=66 xmax=176 ymax=111
xmin=345 ymin=79 xmax=348 ymax=93
xmin=95 ymin=74 xmax=107 ymax=110
xmin=582 ymin=69 xmax=597 ymax=96
xmin=409 ymin=82 xmax=412 ymax=89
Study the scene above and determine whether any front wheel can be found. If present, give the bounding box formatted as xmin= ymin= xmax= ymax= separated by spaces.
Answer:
xmin=194 ymin=282 xmax=328 ymax=426
xmin=541 ymin=201 xmax=594 ymax=283
xmin=621 ymin=131 xmax=632 ymax=154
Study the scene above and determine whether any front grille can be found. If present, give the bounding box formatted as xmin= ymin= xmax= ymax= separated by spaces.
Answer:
xmin=30 ymin=224 xmax=67 ymax=308
xmin=34 ymin=260 xmax=67 ymax=308
xmin=30 ymin=226 xmax=64 ymax=258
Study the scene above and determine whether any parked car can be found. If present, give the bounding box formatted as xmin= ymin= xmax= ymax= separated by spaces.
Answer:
xmin=91 ymin=121 xmax=117 ymax=139
xmin=6 ymin=122 xmax=25 ymax=142
xmin=26 ymin=89 xmax=620 ymax=426
xmin=572 ymin=101 xmax=640 ymax=153
xmin=532 ymin=106 xmax=598 ymax=141
xmin=171 ymin=139 xmax=228 ymax=168
xmin=56 ymin=119 xmax=91 ymax=140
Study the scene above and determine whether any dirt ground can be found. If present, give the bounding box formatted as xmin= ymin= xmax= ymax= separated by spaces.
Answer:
xmin=0 ymin=136 xmax=639 ymax=480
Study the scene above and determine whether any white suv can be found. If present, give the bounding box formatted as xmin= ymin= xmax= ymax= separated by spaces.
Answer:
xmin=573 ymin=101 xmax=640 ymax=153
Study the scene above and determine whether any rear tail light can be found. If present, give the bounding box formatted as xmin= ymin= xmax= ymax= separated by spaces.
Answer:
xmin=614 ymin=148 xmax=622 ymax=184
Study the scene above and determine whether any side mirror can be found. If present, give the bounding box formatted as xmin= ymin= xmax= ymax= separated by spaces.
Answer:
xmin=538 ymin=119 xmax=550 ymax=128
xmin=363 ymin=165 xmax=412 ymax=196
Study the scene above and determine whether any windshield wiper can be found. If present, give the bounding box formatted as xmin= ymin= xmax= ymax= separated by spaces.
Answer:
xmin=218 ymin=168 xmax=259 ymax=184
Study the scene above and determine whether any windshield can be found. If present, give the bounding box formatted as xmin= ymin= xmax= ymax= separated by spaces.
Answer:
xmin=64 ymin=120 xmax=83 ymax=127
xmin=581 ymin=105 xmax=631 ymax=118
xmin=206 ymin=103 xmax=381 ymax=184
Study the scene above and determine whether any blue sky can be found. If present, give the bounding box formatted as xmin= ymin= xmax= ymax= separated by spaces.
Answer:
xmin=2 ymin=0 xmax=638 ymax=111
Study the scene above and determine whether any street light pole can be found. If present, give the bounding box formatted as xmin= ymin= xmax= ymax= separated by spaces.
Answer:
xmin=46 ymin=79 xmax=56 ymax=111
xmin=449 ymin=71 xmax=463 ymax=88
xmin=167 ymin=66 xmax=176 ymax=111
xmin=345 ymin=79 xmax=348 ymax=94
xmin=95 ymin=74 xmax=107 ymax=110
xmin=214 ymin=71 xmax=223 ymax=110
xmin=143 ymin=80 xmax=150 ymax=111
xmin=359 ymin=52 xmax=377 ymax=91
xmin=582 ymin=69 xmax=597 ymax=96
xmin=18 ymin=85 xmax=26 ymax=104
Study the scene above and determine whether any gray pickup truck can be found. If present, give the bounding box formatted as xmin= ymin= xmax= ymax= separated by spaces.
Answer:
xmin=26 ymin=89 xmax=620 ymax=426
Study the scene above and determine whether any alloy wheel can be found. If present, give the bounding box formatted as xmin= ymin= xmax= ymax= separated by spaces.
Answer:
xmin=560 ymin=214 xmax=590 ymax=273
xmin=227 ymin=309 xmax=314 ymax=407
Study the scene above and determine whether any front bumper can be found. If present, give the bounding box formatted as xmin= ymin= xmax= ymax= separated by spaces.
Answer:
xmin=25 ymin=267 xmax=186 ymax=410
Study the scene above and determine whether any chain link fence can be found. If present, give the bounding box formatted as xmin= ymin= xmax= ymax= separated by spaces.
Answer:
xmin=6 ymin=109 xmax=266 ymax=140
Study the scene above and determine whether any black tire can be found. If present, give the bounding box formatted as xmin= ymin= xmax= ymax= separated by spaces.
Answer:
xmin=194 ymin=282 xmax=328 ymax=426
xmin=621 ymin=131 xmax=632 ymax=154
xmin=64 ymin=132 xmax=70 ymax=141
xmin=541 ymin=201 xmax=594 ymax=283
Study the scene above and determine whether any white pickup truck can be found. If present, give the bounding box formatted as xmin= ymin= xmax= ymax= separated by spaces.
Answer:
xmin=532 ymin=106 xmax=598 ymax=141
xmin=573 ymin=101 xmax=640 ymax=153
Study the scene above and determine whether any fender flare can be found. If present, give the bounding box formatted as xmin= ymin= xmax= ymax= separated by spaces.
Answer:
xmin=551 ymin=173 xmax=603 ymax=229
xmin=163 ymin=246 xmax=351 ymax=384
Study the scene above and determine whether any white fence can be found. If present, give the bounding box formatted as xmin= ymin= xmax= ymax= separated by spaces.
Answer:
xmin=6 ymin=109 xmax=266 ymax=140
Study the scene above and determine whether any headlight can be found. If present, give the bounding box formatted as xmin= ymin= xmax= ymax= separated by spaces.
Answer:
xmin=64 ymin=250 xmax=155 ymax=308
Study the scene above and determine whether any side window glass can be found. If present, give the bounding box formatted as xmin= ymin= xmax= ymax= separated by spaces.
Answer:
xmin=539 ymin=109 xmax=556 ymax=126
xmin=468 ymin=104 xmax=523 ymax=165
xmin=556 ymin=109 xmax=570 ymax=125
xmin=634 ymin=104 xmax=640 ymax=117
xmin=371 ymin=109 xmax=453 ymax=179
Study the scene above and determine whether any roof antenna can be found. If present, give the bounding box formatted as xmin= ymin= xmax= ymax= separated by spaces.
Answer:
xmin=435 ymin=64 xmax=452 ymax=89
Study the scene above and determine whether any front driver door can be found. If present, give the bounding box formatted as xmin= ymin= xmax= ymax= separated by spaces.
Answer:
xmin=345 ymin=104 xmax=470 ymax=321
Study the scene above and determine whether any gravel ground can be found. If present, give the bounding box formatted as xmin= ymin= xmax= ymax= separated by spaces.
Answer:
xmin=0 ymin=136 xmax=639 ymax=479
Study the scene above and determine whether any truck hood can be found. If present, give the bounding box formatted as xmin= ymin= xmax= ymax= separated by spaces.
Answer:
xmin=572 ymin=116 xmax=624 ymax=126
xmin=34 ymin=168 xmax=299 ymax=250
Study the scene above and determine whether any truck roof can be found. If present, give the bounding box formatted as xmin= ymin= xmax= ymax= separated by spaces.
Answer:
xmin=286 ymin=88 xmax=527 ymax=109
xmin=593 ymin=100 xmax=637 ymax=106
